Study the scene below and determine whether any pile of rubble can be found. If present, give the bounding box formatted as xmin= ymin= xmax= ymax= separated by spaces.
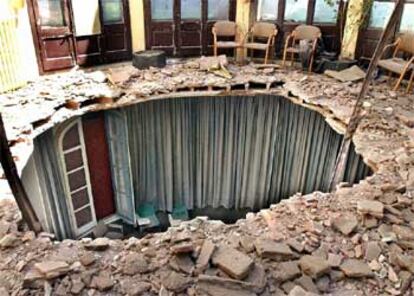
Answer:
xmin=1 ymin=181 xmax=414 ymax=295
xmin=0 ymin=58 xmax=413 ymax=295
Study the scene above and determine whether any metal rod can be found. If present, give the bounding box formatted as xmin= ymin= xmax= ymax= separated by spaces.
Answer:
xmin=330 ymin=0 xmax=405 ymax=190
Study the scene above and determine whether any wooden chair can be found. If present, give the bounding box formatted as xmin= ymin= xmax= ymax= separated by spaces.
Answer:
xmin=378 ymin=33 xmax=414 ymax=93
xmin=244 ymin=22 xmax=278 ymax=64
xmin=212 ymin=21 xmax=243 ymax=57
xmin=282 ymin=25 xmax=321 ymax=72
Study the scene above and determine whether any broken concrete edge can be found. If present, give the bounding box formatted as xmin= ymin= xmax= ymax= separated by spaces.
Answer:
xmin=8 ymin=85 xmax=348 ymax=178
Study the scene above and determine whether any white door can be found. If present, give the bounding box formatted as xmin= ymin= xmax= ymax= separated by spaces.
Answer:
xmin=59 ymin=119 xmax=97 ymax=236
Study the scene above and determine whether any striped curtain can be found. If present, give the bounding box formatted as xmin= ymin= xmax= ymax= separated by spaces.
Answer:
xmin=0 ymin=16 xmax=25 ymax=93
xmin=126 ymin=95 xmax=370 ymax=212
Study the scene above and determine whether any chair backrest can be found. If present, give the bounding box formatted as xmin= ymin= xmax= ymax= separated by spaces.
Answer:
xmin=213 ymin=21 xmax=237 ymax=37
xmin=293 ymin=25 xmax=321 ymax=41
xmin=398 ymin=32 xmax=414 ymax=55
xmin=251 ymin=22 xmax=277 ymax=39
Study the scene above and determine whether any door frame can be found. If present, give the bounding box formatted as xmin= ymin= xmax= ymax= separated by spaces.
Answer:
xmin=58 ymin=118 xmax=98 ymax=237
xmin=27 ymin=0 xmax=76 ymax=74
xmin=27 ymin=0 xmax=133 ymax=73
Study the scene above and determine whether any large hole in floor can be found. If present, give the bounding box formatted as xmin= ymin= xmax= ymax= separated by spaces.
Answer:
xmin=25 ymin=94 xmax=371 ymax=239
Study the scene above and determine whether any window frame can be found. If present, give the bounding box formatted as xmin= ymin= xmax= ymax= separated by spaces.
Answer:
xmin=283 ymin=0 xmax=310 ymax=24
xmin=312 ymin=0 xmax=340 ymax=24
xmin=101 ymin=0 xmax=125 ymax=25
xmin=398 ymin=1 xmax=414 ymax=32
xmin=256 ymin=0 xmax=343 ymax=25
xmin=58 ymin=119 xmax=97 ymax=237
xmin=367 ymin=0 xmax=396 ymax=29
xmin=257 ymin=0 xmax=279 ymax=21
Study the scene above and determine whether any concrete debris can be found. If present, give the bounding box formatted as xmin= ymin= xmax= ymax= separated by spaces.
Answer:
xmin=364 ymin=242 xmax=381 ymax=261
xmin=357 ymin=200 xmax=384 ymax=218
xmin=90 ymin=273 xmax=114 ymax=291
xmin=171 ymin=254 xmax=194 ymax=274
xmin=84 ymin=237 xmax=110 ymax=251
xmin=324 ymin=65 xmax=366 ymax=82
xmin=122 ymin=252 xmax=150 ymax=275
xmin=196 ymin=239 xmax=216 ymax=272
xmin=340 ymin=259 xmax=373 ymax=278
xmin=0 ymin=233 xmax=19 ymax=248
xmin=332 ymin=214 xmax=359 ymax=235
xmin=212 ymin=245 xmax=254 ymax=280
xmin=273 ymin=261 xmax=301 ymax=282
xmin=79 ymin=252 xmax=95 ymax=266
xmin=254 ymin=239 xmax=294 ymax=260
xmin=171 ymin=241 xmax=194 ymax=254
xmin=161 ymin=271 xmax=192 ymax=292
xmin=34 ymin=261 xmax=70 ymax=279
xmin=288 ymin=285 xmax=318 ymax=296
xmin=299 ymin=255 xmax=331 ymax=278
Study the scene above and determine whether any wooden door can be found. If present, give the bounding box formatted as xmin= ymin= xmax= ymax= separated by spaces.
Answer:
xmin=145 ymin=0 xmax=235 ymax=56
xmin=100 ymin=0 xmax=132 ymax=62
xmin=30 ymin=0 xmax=76 ymax=72
xmin=82 ymin=113 xmax=116 ymax=220
xmin=70 ymin=0 xmax=103 ymax=66
xmin=178 ymin=0 xmax=203 ymax=56
xmin=144 ymin=0 xmax=176 ymax=55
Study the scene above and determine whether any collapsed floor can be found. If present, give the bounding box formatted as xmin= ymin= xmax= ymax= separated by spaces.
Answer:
xmin=0 ymin=59 xmax=413 ymax=295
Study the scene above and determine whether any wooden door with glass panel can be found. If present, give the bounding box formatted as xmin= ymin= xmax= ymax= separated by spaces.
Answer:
xmin=100 ymin=0 xmax=132 ymax=62
xmin=178 ymin=0 xmax=203 ymax=56
xmin=32 ymin=0 xmax=75 ymax=72
xmin=145 ymin=0 xmax=176 ymax=55
xmin=145 ymin=0 xmax=235 ymax=56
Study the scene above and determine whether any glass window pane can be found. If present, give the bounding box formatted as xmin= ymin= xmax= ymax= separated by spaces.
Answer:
xmin=151 ymin=0 xmax=173 ymax=20
xmin=284 ymin=0 xmax=308 ymax=22
xmin=181 ymin=0 xmax=201 ymax=19
xmin=38 ymin=0 xmax=65 ymax=27
xmin=102 ymin=0 xmax=123 ymax=24
xmin=257 ymin=0 xmax=279 ymax=21
xmin=400 ymin=3 xmax=414 ymax=32
xmin=313 ymin=0 xmax=339 ymax=23
xmin=208 ymin=0 xmax=229 ymax=20
xmin=368 ymin=1 xmax=394 ymax=28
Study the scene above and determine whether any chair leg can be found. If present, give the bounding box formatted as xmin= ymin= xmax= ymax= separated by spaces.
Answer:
xmin=309 ymin=52 xmax=315 ymax=73
xmin=291 ymin=52 xmax=295 ymax=67
xmin=264 ymin=49 xmax=269 ymax=65
xmin=214 ymin=45 xmax=217 ymax=57
xmin=407 ymin=70 xmax=414 ymax=93
xmin=393 ymin=72 xmax=405 ymax=91
xmin=282 ymin=49 xmax=287 ymax=68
